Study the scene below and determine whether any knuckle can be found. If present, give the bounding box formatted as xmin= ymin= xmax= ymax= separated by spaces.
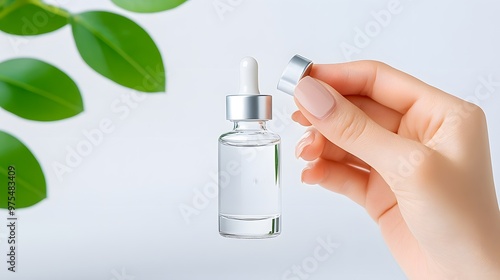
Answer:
xmin=358 ymin=60 xmax=387 ymax=71
xmin=333 ymin=112 xmax=369 ymax=145
xmin=469 ymin=103 xmax=486 ymax=122
xmin=460 ymin=101 xmax=486 ymax=124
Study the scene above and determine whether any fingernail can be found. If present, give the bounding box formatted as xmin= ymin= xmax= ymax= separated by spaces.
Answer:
xmin=300 ymin=166 xmax=311 ymax=184
xmin=295 ymin=131 xmax=314 ymax=158
xmin=294 ymin=76 xmax=335 ymax=120
xmin=301 ymin=166 xmax=313 ymax=185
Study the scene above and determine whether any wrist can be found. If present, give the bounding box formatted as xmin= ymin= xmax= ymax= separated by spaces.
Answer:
xmin=472 ymin=212 xmax=500 ymax=278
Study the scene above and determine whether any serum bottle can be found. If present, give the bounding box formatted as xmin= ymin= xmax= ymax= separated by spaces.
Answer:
xmin=218 ymin=57 xmax=281 ymax=239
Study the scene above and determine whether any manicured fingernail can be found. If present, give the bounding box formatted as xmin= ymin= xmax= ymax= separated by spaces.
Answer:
xmin=294 ymin=76 xmax=335 ymax=120
xmin=301 ymin=166 xmax=313 ymax=185
xmin=300 ymin=163 xmax=315 ymax=186
xmin=295 ymin=131 xmax=314 ymax=158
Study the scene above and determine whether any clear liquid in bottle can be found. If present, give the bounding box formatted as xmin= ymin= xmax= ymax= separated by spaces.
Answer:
xmin=219 ymin=138 xmax=281 ymax=238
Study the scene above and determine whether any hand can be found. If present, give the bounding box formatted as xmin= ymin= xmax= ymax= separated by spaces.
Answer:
xmin=292 ymin=61 xmax=500 ymax=279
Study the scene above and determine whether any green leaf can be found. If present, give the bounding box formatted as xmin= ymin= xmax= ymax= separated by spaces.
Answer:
xmin=0 ymin=0 xmax=15 ymax=10
xmin=70 ymin=11 xmax=165 ymax=92
xmin=0 ymin=58 xmax=84 ymax=121
xmin=0 ymin=0 xmax=18 ymax=14
xmin=0 ymin=0 xmax=69 ymax=35
xmin=0 ymin=130 xmax=46 ymax=209
xmin=111 ymin=0 xmax=186 ymax=13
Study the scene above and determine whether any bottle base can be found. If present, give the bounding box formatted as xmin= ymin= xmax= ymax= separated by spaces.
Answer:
xmin=219 ymin=215 xmax=281 ymax=239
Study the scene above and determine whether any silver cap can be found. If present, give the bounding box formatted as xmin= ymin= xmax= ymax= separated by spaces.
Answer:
xmin=277 ymin=54 xmax=313 ymax=96
xmin=226 ymin=57 xmax=272 ymax=121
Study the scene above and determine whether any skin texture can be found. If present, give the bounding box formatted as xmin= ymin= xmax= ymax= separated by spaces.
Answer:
xmin=292 ymin=61 xmax=500 ymax=279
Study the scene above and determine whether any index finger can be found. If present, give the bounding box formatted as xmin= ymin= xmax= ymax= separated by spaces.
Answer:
xmin=310 ymin=61 xmax=441 ymax=114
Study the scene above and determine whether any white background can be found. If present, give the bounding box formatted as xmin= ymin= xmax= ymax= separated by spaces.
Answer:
xmin=0 ymin=0 xmax=499 ymax=279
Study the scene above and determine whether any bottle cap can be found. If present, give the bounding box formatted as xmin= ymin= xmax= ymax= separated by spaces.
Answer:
xmin=226 ymin=57 xmax=272 ymax=121
xmin=277 ymin=54 xmax=313 ymax=96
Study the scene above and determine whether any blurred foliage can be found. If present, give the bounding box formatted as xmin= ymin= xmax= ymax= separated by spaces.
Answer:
xmin=0 ymin=58 xmax=83 ymax=121
xmin=71 ymin=11 xmax=165 ymax=92
xmin=112 ymin=0 xmax=186 ymax=13
xmin=0 ymin=0 xmax=184 ymax=209
xmin=0 ymin=131 xmax=46 ymax=209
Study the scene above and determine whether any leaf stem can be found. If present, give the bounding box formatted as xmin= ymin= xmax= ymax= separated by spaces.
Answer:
xmin=32 ymin=0 xmax=71 ymax=19
xmin=0 ymin=0 xmax=70 ymax=20
xmin=0 ymin=0 xmax=27 ymax=19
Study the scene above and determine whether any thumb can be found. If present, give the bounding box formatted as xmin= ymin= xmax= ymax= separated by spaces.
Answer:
xmin=294 ymin=76 xmax=423 ymax=175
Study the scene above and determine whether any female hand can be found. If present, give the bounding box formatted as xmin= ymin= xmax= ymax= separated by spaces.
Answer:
xmin=292 ymin=61 xmax=500 ymax=279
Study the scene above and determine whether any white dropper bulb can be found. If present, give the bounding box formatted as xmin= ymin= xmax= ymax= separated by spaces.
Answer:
xmin=239 ymin=57 xmax=260 ymax=94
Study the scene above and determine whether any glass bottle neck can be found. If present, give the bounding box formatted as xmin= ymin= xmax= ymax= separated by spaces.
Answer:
xmin=233 ymin=121 xmax=267 ymax=131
